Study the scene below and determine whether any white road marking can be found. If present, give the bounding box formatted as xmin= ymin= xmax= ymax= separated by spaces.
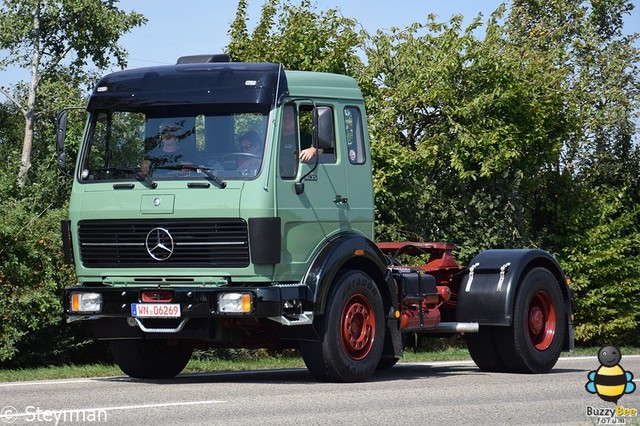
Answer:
xmin=0 ymin=378 xmax=105 ymax=388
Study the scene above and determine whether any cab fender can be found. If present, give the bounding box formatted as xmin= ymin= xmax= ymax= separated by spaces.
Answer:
xmin=302 ymin=232 xmax=397 ymax=317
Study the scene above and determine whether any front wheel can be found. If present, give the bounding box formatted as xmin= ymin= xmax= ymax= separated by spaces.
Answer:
xmin=496 ymin=267 xmax=566 ymax=373
xmin=300 ymin=269 xmax=385 ymax=382
xmin=110 ymin=339 xmax=193 ymax=379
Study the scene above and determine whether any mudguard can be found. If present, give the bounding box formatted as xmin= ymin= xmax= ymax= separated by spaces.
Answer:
xmin=456 ymin=249 xmax=572 ymax=327
xmin=302 ymin=232 xmax=396 ymax=315
xmin=302 ymin=232 xmax=402 ymax=357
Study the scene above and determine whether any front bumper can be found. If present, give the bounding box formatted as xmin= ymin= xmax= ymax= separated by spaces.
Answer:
xmin=65 ymin=285 xmax=310 ymax=322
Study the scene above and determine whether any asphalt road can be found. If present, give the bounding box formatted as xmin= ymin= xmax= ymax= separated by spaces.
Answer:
xmin=0 ymin=356 xmax=638 ymax=425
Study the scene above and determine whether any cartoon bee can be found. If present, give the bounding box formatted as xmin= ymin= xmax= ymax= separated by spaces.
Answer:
xmin=586 ymin=345 xmax=636 ymax=403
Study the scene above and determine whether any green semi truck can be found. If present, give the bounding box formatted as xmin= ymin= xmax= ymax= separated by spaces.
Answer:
xmin=58 ymin=55 xmax=574 ymax=382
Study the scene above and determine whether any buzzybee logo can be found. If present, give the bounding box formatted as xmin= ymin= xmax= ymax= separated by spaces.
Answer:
xmin=584 ymin=345 xmax=637 ymax=424
xmin=586 ymin=345 xmax=636 ymax=403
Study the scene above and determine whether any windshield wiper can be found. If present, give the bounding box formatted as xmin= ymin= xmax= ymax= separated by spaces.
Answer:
xmin=93 ymin=167 xmax=157 ymax=189
xmin=178 ymin=164 xmax=227 ymax=189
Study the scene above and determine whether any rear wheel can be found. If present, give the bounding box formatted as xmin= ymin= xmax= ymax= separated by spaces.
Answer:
xmin=465 ymin=326 xmax=508 ymax=372
xmin=110 ymin=339 xmax=193 ymax=379
xmin=300 ymin=269 xmax=385 ymax=382
xmin=496 ymin=267 xmax=566 ymax=373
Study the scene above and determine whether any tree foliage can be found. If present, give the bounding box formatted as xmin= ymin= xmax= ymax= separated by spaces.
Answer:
xmin=0 ymin=0 xmax=145 ymax=186
xmin=0 ymin=1 xmax=143 ymax=365
xmin=0 ymin=70 xmax=98 ymax=364
xmin=369 ymin=0 xmax=639 ymax=344
xmin=361 ymin=8 xmax=573 ymax=261
xmin=509 ymin=0 xmax=640 ymax=344
xmin=561 ymin=188 xmax=640 ymax=344
xmin=227 ymin=0 xmax=363 ymax=74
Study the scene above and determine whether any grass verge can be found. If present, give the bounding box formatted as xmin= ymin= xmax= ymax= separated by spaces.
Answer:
xmin=1 ymin=346 xmax=637 ymax=383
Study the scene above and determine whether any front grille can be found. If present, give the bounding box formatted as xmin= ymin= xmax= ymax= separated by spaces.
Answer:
xmin=78 ymin=219 xmax=249 ymax=268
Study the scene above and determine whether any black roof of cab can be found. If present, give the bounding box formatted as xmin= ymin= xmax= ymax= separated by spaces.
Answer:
xmin=87 ymin=62 xmax=288 ymax=111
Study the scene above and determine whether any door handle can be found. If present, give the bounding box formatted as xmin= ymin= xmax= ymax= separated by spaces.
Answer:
xmin=333 ymin=195 xmax=348 ymax=204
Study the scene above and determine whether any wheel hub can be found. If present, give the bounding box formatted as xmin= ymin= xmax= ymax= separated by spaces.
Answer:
xmin=341 ymin=295 xmax=375 ymax=360
xmin=528 ymin=306 xmax=544 ymax=336
xmin=527 ymin=291 xmax=557 ymax=351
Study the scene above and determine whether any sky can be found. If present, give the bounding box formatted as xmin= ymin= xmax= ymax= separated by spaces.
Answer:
xmin=0 ymin=0 xmax=639 ymax=88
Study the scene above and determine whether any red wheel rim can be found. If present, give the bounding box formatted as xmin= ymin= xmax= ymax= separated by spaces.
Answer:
xmin=527 ymin=291 xmax=556 ymax=350
xmin=340 ymin=294 xmax=376 ymax=360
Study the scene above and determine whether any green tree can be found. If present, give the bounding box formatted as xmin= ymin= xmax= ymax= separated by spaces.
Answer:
xmin=0 ymin=71 xmax=95 ymax=364
xmin=0 ymin=0 xmax=145 ymax=186
xmin=507 ymin=0 xmax=640 ymax=345
xmin=561 ymin=188 xmax=640 ymax=345
xmin=227 ymin=0 xmax=363 ymax=74
xmin=362 ymin=8 xmax=572 ymax=260
xmin=0 ymin=1 xmax=146 ymax=365
xmin=229 ymin=5 xmax=639 ymax=354
xmin=363 ymin=0 xmax=639 ymax=344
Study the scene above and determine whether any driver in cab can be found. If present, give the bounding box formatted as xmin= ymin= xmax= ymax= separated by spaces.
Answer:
xmin=237 ymin=130 xmax=263 ymax=172
xmin=141 ymin=122 xmax=200 ymax=174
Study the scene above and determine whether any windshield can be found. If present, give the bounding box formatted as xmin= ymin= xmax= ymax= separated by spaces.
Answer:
xmin=79 ymin=109 xmax=268 ymax=182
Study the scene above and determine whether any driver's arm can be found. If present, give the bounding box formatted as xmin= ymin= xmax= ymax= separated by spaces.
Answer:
xmin=299 ymin=146 xmax=323 ymax=162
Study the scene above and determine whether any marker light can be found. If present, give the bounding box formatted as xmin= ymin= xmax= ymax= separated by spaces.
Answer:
xmin=218 ymin=292 xmax=253 ymax=313
xmin=70 ymin=292 xmax=103 ymax=313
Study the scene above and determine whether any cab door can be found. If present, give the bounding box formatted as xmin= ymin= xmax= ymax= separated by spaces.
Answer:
xmin=341 ymin=104 xmax=374 ymax=240
xmin=275 ymin=102 xmax=349 ymax=281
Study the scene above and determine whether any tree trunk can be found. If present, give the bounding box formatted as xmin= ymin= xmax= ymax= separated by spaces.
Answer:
xmin=17 ymin=3 xmax=42 ymax=188
xmin=18 ymin=109 xmax=35 ymax=187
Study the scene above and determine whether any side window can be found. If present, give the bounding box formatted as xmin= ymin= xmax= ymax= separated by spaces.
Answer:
xmin=85 ymin=112 xmax=109 ymax=172
xmin=344 ymin=106 xmax=366 ymax=165
xmin=279 ymin=103 xmax=337 ymax=180
xmin=279 ymin=103 xmax=298 ymax=179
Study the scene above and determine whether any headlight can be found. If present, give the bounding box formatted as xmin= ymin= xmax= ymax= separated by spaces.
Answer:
xmin=218 ymin=292 xmax=252 ymax=313
xmin=70 ymin=292 xmax=103 ymax=313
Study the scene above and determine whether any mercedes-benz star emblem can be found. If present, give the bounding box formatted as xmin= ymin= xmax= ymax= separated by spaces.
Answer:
xmin=145 ymin=227 xmax=174 ymax=261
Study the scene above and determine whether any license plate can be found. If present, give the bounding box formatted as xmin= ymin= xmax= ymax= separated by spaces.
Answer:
xmin=131 ymin=303 xmax=181 ymax=318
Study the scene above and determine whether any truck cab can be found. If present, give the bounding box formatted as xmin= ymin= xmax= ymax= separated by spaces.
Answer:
xmin=61 ymin=56 xmax=389 ymax=378
xmin=60 ymin=56 xmax=573 ymax=382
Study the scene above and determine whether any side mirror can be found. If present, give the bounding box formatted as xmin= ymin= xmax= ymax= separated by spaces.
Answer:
xmin=56 ymin=110 xmax=67 ymax=173
xmin=315 ymin=106 xmax=335 ymax=150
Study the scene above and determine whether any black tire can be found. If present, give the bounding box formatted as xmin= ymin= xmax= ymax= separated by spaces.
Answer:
xmin=110 ymin=339 xmax=193 ymax=379
xmin=300 ymin=269 xmax=385 ymax=382
xmin=465 ymin=326 xmax=508 ymax=372
xmin=496 ymin=267 xmax=566 ymax=373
